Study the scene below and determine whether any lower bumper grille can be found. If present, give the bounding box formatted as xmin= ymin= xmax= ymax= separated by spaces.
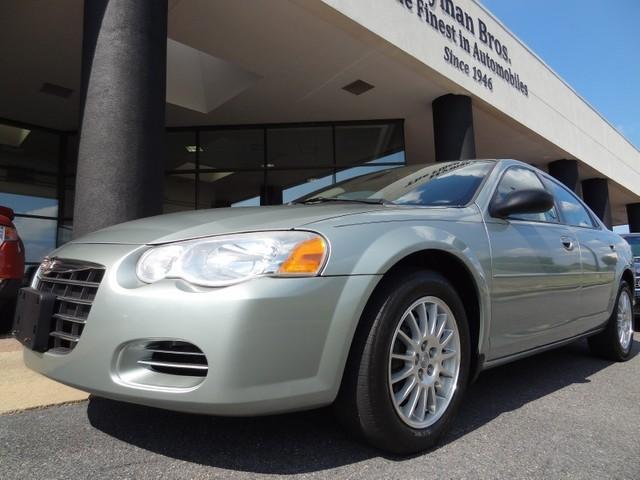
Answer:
xmin=35 ymin=258 xmax=105 ymax=353
xmin=137 ymin=341 xmax=208 ymax=377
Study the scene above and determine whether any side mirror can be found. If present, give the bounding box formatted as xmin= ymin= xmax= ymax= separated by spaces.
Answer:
xmin=0 ymin=206 xmax=15 ymax=220
xmin=490 ymin=189 xmax=554 ymax=219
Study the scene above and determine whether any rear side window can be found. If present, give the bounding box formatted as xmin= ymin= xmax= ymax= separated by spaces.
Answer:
xmin=543 ymin=178 xmax=596 ymax=228
xmin=494 ymin=167 xmax=559 ymax=223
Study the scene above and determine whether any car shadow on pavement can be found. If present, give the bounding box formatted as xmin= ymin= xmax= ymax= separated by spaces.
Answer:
xmin=438 ymin=338 xmax=638 ymax=449
xmin=87 ymin=338 xmax=638 ymax=474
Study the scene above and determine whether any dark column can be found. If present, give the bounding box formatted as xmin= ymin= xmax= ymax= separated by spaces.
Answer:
xmin=626 ymin=203 xmax=640 ymax=233
xmin=73 ymin=0 xmax=168 ymax=238
xmin=261 ymin=185 xmax=283 ymax=206
xmin=582 ymin=178 xmax=612 ymax=228
xmin=432 ymin=94 xmax=476 ymax=162
xmin=548 ymin=159 xmax=581 ymax=196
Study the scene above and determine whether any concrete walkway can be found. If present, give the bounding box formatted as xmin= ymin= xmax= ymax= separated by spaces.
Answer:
xmin=0 ymin=337 xmax=88 ymax=415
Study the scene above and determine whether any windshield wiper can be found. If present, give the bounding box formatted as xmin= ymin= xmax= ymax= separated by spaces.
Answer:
xmin=296 ymin=197 xmax=391 ymax=205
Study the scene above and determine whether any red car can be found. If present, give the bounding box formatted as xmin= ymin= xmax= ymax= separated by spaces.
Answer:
xmin=0 ymin=206 xmax=24 ymax=332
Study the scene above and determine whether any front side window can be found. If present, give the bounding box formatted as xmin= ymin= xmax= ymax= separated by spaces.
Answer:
xmin=494 ymin=167 xmax=559 ymax=222
xmin=543 ymin=178 xmax=596 ymax=228
xmin=295 ymin=161 xmax=494 ymax=206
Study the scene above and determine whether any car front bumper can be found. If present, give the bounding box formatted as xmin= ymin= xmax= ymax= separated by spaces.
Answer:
xmin=21 ymin=242 xmax=379 ymax=415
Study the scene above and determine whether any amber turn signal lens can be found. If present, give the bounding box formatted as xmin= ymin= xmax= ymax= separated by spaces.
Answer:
xmin=279 ymin=236 xmax=327 ymax=275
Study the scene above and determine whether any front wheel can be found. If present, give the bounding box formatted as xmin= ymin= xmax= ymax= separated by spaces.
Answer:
xmin=335 ymin=270 xmax=470 ymax=454
xmin=588 ymin=281 xmax=634 ymax=361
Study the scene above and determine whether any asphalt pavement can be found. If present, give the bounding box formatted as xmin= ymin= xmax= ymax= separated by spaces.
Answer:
xmin=1 ymin=335 xmax=639 ymax=480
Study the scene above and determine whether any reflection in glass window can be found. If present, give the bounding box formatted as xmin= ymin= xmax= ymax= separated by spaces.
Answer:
xmin=0 ymin=127 xmax=59 ymax=174
xmin=336 ymin=163 xmax=403 ymax=183
xmin=0 ymin=126 xmax=59 ymax=202
xmin=164 ymin=174 xmax=196 ymax=213
xmin=0 ymin=192 xmax=58 ymax=217
xmin=335 ymin=123 xmax=404 ymax=165
xmin=199 ymin=171 xmax=264 ymax=209
xmin=166 ymin=131 xmax=197 ymax=171
xmin=543 ymin=178 xmax=595 ymax=228
xmin=58 ymin=221 xmax=73 ymax=246
xmin=267 ymin=127 xmax=333 ymax=168
xmin=162 ymin=122 xmax=405 ymax=209
xmin=200 ymin=130 xmax=264 ymax=169
xmin=12 ymin=217 xmax=57 ymax=263
xmin=277 ymin=170 xmax=334 ymax=203
xmin=296 ymin=161 xmax=492 ymax=206
xmin=232 ymin=196 xmax=261 ymax=208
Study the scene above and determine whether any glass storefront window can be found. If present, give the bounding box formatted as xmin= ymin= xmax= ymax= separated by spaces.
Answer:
xmin=267 ymin=127 xmax=333 ymax=168
xmin=0 ymin=192 xmax=58 ymax=218
xmin=0 ymin=120 xmax=405 ymax=259
xmin=199 ymin=170 xmax=264 ymax=209
xmin=0 ymin=193 xmax=59 ymax=262
xmin=12 ymin=216 xmax=57 ymax=264
xmin=0 ymin=127 xmax=59 ymax=174
xmin=0 ymin=126 xmax=59 ymax=201
xmin=164 ymin=174 xmax=197 ymax=213
xmin=57 ymin=221 xmax=73 ymax=246
xmin=200 ymin=130 xmax=264 ymax=169
xmin=335 ymin=123 xmax=404 ymax=166
xmin=166 ymin=131 xmax=197 ymax=172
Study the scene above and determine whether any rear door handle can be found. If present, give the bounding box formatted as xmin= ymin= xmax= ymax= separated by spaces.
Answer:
xmin=561 ymin=236 xmax=574 ymax=251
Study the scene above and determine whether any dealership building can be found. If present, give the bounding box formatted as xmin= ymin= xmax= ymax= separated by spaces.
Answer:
xmin=1 ymin=0 xmax=640 ymax=268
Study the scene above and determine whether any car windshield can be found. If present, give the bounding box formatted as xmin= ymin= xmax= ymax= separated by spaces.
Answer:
xmin=623 ymin=236 xmax=640 ymax=257
xmin=294 ymin=161 xmax=494 ymax=207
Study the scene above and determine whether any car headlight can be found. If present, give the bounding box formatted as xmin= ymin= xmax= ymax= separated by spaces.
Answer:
xmin=136 ymin=231 xmax=328 ymax=287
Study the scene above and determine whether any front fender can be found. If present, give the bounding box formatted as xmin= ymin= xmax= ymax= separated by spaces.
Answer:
xmin=317 ymin=220 xmax=493 ymax=356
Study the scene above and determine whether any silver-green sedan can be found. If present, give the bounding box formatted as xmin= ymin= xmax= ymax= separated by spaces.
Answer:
xmin=13 ymin=159 xmax=636 ymax=454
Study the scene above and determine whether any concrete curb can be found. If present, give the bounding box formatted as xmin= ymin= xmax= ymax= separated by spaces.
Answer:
xmin=0 ymin=398 xmax=88 ymax=416
xmin=0 ymin=338 xmax=89 ymax=415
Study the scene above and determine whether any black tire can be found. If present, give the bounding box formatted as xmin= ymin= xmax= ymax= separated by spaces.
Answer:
xmin=588 ymin=281 xmax=634 ymax=361
xmin=334 ymin=269 xmax=470 ymax=455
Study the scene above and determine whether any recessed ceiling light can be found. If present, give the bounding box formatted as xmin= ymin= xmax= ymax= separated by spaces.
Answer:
xmin=40 ymin=82 xmax=73 ymax=98
xmin=0 ymin=124 xmax=30 ymax=147
xmin=342 ymin=80 xmax=375 ymax=96
xmin=185 ymin=145 xmax=204 ymax=153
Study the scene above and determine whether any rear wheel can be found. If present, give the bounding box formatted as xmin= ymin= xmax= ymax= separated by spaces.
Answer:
xmin=588 ymin=281 xmax=634 ymax=361
xmin=335 ymin=270 xmax=470 ymax=454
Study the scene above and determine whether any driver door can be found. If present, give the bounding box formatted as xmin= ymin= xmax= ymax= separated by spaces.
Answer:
xmin=485 ymin=166 xmax=582 ymax=360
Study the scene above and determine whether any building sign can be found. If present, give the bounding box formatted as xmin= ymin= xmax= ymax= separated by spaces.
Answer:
xmin=396 ymin=0 xmax=529 ymax=96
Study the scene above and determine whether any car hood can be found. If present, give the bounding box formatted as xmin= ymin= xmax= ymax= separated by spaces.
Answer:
xmin=69 ymin=204 xmax=383 ymax=245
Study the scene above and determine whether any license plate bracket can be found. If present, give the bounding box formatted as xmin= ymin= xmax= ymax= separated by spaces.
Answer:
xmin=13 ymin=288 xmax=56 ymax=352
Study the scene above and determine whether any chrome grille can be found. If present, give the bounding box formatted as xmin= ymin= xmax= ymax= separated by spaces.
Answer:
xmin=137 ymin=341 xmax=208 ymax=377
xmin=34 ymin=258 xmax=105 ymax=353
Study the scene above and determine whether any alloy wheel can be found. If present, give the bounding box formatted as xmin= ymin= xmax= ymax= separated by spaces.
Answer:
xmin=617 ymin=289 xmax=633 ymax=351
xmin=388 ymin=296 xmax=461 ymax=429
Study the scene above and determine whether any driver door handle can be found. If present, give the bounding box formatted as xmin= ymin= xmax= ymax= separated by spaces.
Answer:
xmin=561 ymin=236 xmax=574 ymax=251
